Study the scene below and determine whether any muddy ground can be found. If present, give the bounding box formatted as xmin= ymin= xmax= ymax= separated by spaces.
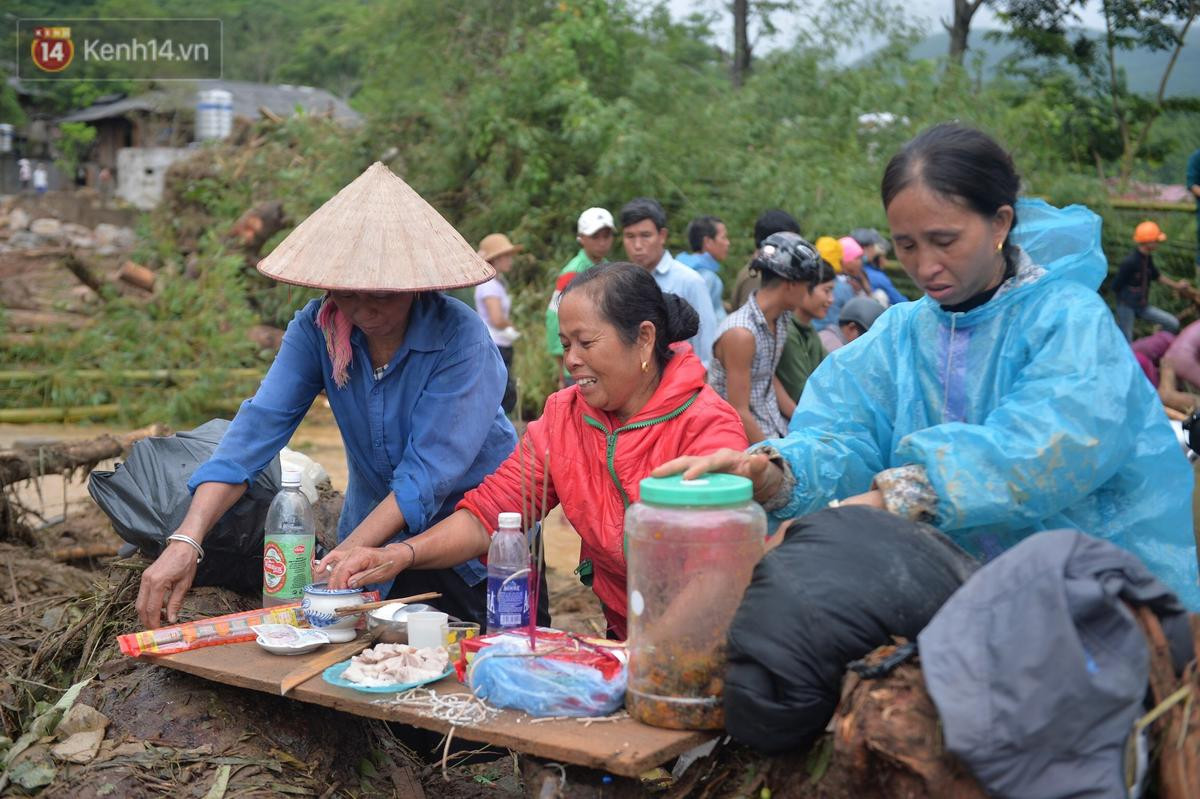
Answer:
xmin=0 ymin=414 xmax=622 ymax=799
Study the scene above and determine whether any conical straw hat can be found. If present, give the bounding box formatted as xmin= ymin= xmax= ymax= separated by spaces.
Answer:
xmin=256 ymin=162 xmax=495 ymax=291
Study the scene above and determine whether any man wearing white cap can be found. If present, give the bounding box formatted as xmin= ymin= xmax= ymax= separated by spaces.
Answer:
xmin=136 ymin=163 xmax=524 ymax=630
xmin=545 ymin=207 xmax=614 ymax=386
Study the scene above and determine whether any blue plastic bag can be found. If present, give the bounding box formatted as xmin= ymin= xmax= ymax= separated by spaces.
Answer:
xmin=468 ymin=640 xmax=627 ymax=717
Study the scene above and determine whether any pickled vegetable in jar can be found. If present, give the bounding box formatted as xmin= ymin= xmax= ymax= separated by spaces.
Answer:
xmin=625 ymin=473 xmax=765 ymax=730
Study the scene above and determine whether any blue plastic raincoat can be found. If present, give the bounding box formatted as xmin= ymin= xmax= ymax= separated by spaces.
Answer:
xmin=765 ymin=199 xmax=1200 ymax=608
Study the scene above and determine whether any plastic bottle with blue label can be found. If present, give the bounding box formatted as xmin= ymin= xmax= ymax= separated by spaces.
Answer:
xmin=486 ymin=511 xmax=530 ymax=634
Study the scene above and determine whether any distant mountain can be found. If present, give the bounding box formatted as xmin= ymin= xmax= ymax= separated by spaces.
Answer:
xmin=903 ymin=28 xmax=1200 ymax=97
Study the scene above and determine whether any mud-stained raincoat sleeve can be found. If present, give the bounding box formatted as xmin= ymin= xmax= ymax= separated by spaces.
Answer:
xmin=758 ymin=333 xmax=897 ymax=522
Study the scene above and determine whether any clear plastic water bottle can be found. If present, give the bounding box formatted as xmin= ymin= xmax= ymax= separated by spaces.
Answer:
xmin=262 ymin=465 xmax=316 ymax=608
xmin=486 ymin=511 xmax=530 ymax=634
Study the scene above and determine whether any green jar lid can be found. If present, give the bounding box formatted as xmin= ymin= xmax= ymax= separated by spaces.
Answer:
xmin=637 ymin=473 xmax=753 ymax=506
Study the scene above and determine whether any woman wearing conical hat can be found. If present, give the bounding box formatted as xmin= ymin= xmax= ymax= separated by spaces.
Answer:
xmin=136 ymin=163 xmax=524 ymax=629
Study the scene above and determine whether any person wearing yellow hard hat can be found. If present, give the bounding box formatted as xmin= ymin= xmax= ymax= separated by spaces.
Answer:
xmin=1112 ymin=220 xmax=1189 ymax=342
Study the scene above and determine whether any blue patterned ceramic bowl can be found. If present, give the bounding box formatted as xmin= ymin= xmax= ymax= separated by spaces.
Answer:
xmin=301 ymin=582 xmax=364 ymax=643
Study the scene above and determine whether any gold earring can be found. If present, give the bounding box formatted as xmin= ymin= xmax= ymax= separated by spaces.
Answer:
xmin=996 ymin=241 xmax=1003 ymax=253
xmin=641 ymin=360 xmax=648 ymax=373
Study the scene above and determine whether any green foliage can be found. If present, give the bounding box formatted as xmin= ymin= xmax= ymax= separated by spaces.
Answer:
xmin=0 ymin=72 xmax=25 ymax=125
xmin=8 ymin=0 xmax=1197 ymax=423
xmin=344 ymin=0 xmax=1147 ymax=413
xmin=52 ymin=121 xmax=97 ymax=175
xmin=141 ymin=113 xmax=372 ymax=331
xmin=989 ymin=0 xmax=1198 ymax=181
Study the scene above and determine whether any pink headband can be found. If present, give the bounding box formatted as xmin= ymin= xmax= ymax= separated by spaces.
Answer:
xmin=315 ymin=296 xmax=353 ymax=388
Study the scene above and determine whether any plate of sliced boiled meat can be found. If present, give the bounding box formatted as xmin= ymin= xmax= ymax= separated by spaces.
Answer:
xmin=323 ymin=643 xmax=453 ymax=693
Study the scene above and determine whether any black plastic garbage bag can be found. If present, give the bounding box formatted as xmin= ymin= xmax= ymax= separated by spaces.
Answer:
xmin=724 ymin=506 xmax=977 ymax=753
xmin=88 ymin=419 xmax=279 ymax=594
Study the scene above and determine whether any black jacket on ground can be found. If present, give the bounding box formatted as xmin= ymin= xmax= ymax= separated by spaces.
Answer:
xmin=724 ymin=506 xmax=977 ymax=753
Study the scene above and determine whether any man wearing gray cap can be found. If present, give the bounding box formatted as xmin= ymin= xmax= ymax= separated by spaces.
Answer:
xmin=819 ymin=295 xmax=886 ymax=353
xmin=546 ymin=207 xmax=615 ymax=386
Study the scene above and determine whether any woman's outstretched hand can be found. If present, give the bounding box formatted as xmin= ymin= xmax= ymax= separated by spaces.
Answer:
xmin=136 ymin=538 xmax=200 ymax=629
xmin=652 ymin=448 xmax=783 ymax=504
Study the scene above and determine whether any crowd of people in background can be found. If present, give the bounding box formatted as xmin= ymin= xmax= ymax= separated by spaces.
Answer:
xmin=476 ymin=201 xmax=913 ymax=445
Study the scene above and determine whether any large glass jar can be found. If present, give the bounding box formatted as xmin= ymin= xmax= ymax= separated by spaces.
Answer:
xmin=625 ymin=473 xmax=765 ymax=730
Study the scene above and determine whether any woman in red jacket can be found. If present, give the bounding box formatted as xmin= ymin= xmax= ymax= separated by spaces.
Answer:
xmin=329 ymin=263 xmax=749 ymax=638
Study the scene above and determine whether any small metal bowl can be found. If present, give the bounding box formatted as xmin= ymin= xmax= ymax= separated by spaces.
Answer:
xmin=365 ymin=602 xmax=436 ymax=644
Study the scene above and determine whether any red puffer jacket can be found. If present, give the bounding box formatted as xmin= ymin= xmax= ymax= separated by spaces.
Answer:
xmin=458 ymin=346 xmax=748 ymax=639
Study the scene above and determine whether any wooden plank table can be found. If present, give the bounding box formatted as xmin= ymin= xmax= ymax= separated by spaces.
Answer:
xmin=142 ymin=640 xmax=713 ymax=777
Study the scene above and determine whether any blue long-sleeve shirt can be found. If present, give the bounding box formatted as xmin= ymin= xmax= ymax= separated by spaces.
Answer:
xmin=675 ymin=251 xmax=728 ymax=323
xmin=865 ymin=264 xmax=908 ymax=305
xmin=650 ymin=251 xmax=716 ymax=367
xmin=189 ymin=294 xmax=517 ymax=586
xmin=817 ymin=269 xmax=908 ymax=332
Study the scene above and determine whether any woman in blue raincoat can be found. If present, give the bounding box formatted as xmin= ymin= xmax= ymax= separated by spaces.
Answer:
xmin=658 ymin=123 xmax=1200 ymax=608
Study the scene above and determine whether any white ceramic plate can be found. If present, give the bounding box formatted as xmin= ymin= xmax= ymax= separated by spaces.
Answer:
xmin=256 ymin=637 xmax=328 ymax=656
xmin=252 ymin=624 xmax=332 ymax=656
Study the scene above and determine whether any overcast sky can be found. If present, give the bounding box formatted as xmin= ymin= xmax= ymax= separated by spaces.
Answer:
xmin=665 ymin=0 xmax=1108 ymax=61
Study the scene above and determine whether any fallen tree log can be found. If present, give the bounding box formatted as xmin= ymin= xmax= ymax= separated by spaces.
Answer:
xmin=61 ymin=251 xmax=106 ymax=296
xmin=0 ymin=399 xmax=243 ymax=425
xmin=0 ymin=423 xmax=170 ymax=487
xmin=227 ymin=201 xmax=287 ymax=259
xmin=117 ymin=260 xmax=155 ymax=292
xmin=1 ymin=333 xmax=36 ymax=348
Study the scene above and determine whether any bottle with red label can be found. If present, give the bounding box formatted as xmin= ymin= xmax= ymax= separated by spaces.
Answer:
xmin=263 ymin=465 xmax=316 ymax=607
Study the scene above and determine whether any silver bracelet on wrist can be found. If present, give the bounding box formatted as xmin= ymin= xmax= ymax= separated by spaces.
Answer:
xmin=397 ymin=540 xmax=416 ymax=569
xmin=166 ymin=534 xmax=204 ymax=563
